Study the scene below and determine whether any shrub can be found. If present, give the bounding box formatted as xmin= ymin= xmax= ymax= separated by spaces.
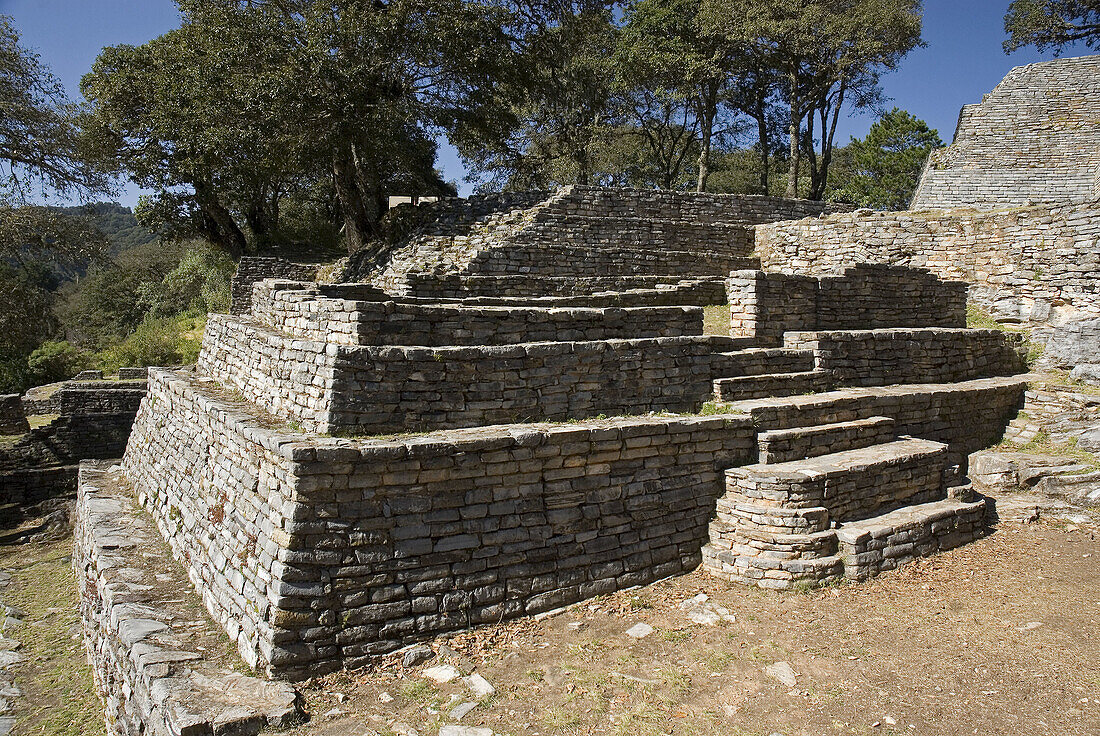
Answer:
xmin=26 ymin=340 xmax=94 ymax=385
xmin=99 ymin=314 xmax=205 ymax=370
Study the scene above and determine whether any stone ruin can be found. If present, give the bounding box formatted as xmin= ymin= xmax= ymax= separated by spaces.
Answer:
xmin=0 ymin=371 xmax=147 ymax=514
xmin=758 ymin=54 xmax=1100 ymax=368
xmin=68 ymin=185 xmax=1032 ymax=735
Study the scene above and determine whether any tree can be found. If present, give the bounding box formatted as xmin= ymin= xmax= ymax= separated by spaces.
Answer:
xmin=827 ymin=107 xmax=942 ymax=209
xmin=460 ymin=1 xmax=624 ymax=190
xmin=0 ymin=15 xmax=110 ymax=393
xmin=619 ymin=0 xmax=747 ymax=192
xmin=83 ymin=0 xmax=506 ymax=257
xmin=700 ymin=0 xmax=923 ymax=199
xmin=0 ymin=17 xmax=109 ymax=203
xmin=1004 ymin=0 xmax=1100 ymax=53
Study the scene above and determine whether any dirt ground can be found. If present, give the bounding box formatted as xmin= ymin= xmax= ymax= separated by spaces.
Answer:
xmin=0 ymin=509 xmax=103 ymax=736
xmin=2 ymin=500 xmax=1098 ymax=736
xmin=302 ymin=505 xmax=1100 ymax=736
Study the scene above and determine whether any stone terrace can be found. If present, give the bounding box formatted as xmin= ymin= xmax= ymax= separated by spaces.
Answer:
xmin=73 ymin=189 xmax=1032 ymax=736
xmin=344 ymin=185 xmax=851 ymax=296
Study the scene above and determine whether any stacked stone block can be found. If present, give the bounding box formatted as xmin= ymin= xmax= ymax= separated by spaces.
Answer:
xmin=75 ymin=462 xmax=303 ymax=736
xmin=727 ymin=264 xmax=968 ymax=347
xmin=358 ymin=185 xmax=851 ymax=294
xmin=911 ymin=54 xmax=1100 ymax=210
xmin=755 ymin=200 xmax=1100 ymax=329
xmin=230 ymin=256 xmax=320 ymax=315
xmin=122 ymin=368 xmax=757 ymax=676
xmin=0 ymin=394 xmax=28 ymax=435
xmin=251 ymin=280 xmax=706 ymax=346
xmin=0 ymin=380 xmax=147 ymax=507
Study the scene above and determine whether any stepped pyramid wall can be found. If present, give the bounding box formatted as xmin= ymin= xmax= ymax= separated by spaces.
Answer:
xmin=911 ymin=54 xmax=1100 ymax=210
xmin=73 ymin=187 xmax=1031 ymax=735
xmin=343 ymin=185 xmax=851 ymax=296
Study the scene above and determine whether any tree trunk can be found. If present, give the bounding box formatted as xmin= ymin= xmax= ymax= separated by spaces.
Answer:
xmin=755 ymin=89 xmax=770 ymax=195
xmin=786 ymin=86 xmax=801 ymax=199
xmin=805 ymin=108 xmax=821 ymax=199
xmin=812 ymin=85 xmax=846 ymax=201
xmin=332 ymin=149 xmax=374 ymax=254
xmin=696 ymin=84 xmax=717 ymax=193
xmin=193 ymin=180 xmax=247 ymax=260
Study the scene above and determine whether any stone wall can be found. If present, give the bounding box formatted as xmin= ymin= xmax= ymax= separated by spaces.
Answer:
xmin=199 ymin=315 xmax=737 ymax=433
xmin=360 ymin=186 xmax=850 ymax=292
xmin=753 ymin=204 xmax=1100 ymax=330
xmin=0 ymin=381 xmax=146 ymax=507
xmin=251 ymin=281 xmax=705 ymax=346
xmin=911 ymin=54 xmax=1100 ymax=209
xmin=0 ymin=394 xmax=28 ymax=434
xmin=230 ymin=257 xmax=319 ymax=315
xmin=75 ymin=462 xmax=302 ymax=736
xmin=726 ymin=377 xmax=1027 ymax=472
xmin=122 ymin=368 xmax=757 ymax=677
xmin=785 ymin=329 xmax=1027 ymax=387
xmin=727 ymin=265 xmax=968 ymax=346
xmin=402 ymin=274 xmax=735 ymax=302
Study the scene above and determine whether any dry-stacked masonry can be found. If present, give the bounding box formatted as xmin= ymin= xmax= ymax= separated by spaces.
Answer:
xmin=89 ymin=257 xmax=1025 ymax=686
xmin=911 ymin=54 xmax=1100 ymax=210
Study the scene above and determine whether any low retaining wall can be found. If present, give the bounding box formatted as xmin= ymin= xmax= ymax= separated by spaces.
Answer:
xmin=754 ymin=204 xmax=1100 ymax=327
xmin=724 ymin=377 xmax=1027 ymax=472
xmin=728 ymin=265 xmax=967 ymax=346
xmin=0 ymin=382 xmax=147 ymax=506
xmin=402 ymin=274 xmax=733 ymax=303
xmin=230 ymin=256 xmax=319 ymax=315
xmin=251 ymin=282 xmax=705 ymax=346
xmin=122 ymin=368 xmax=757 ymax=677
xmin=199 ymin=315 xmax=737 ymax=433
xmin=75 ymin=462 xmax=303 ymax=736
xmin=786 ymin=329 xmax=1027 ymax=387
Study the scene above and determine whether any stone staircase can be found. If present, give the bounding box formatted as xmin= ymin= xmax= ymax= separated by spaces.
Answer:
xmin=702 ymin=389 xmax=996 ymax=589
xmin=712 ymin=347 xmax=832 ymax=401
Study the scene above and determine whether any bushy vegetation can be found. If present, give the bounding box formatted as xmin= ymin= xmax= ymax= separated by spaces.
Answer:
xmin=1 ymin=224 xmax=233 ymax=394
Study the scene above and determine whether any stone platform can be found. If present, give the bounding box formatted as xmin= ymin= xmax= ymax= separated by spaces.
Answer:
xmin=76 ymin=461 xmax=304 ymax=735
xmin=72 ymin=189 xmax=1035 ymax=734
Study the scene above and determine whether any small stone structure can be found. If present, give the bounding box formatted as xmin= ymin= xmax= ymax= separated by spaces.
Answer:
xmin=0 ymin=394 xmax=28 ymax=435
xmin=727 ymin=264 xmax=969 ymax=346
xmin=754 ymin=204 xmax=1100 ymax=334
xmin=1 ymin=376 xmax=147 ymax=508
xmin=230 ymin=256 xmax=319 ymax=315
xmin=911 ymin=54 xmax=1100 ymax=210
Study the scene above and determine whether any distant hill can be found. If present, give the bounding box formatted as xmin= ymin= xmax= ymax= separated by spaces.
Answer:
xmin=60 ymin=202 xmax=159 ymax=258
xmin=27 ymin=203 xmax=160 ymax=285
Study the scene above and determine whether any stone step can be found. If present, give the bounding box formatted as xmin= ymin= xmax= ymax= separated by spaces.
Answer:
xmin=701 ymin=543 xmax=844 ymax=590
xmin=757 ymin=416 xmax=897 ymax=464
xmin=713 ymin=500 xmax=831 ymax=535
xmin=713 ymin=348 xmax=816 ymax=378
xmin=713 ymin=370 xmax=834 ymax=402
xmin=716 ymin=377 xmax=1028 ymax=436
xmin=725 ymin=438 xmax=950 ymax=523
xmin=836 ymin=496 xmax=989 ymax=581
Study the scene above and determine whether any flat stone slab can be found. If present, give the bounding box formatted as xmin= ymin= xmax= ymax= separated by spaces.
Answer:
xmin=75 ymin=461 xmax=305 ymax=736
xmin=729 ymin=438 xmax=948 ymax=483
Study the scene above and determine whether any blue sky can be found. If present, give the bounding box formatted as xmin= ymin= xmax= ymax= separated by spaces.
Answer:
xmin=0 ymin=0 xmax=1089 ymax=205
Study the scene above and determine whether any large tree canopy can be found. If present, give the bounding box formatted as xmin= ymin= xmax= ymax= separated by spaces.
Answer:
xmin=699 ymin=0 xmax=923 ymax=199
xmin=83 ymin=0 xmax=510 ymax=257
xmin=1004 ymin=0 xmax=1100 ymax=53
